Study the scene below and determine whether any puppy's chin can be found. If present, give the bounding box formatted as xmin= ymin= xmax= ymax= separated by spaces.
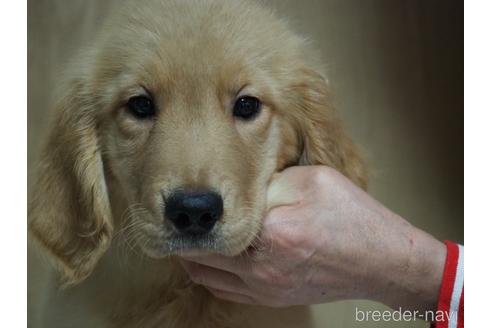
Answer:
xmin=139 ymin=232 xmax=254 ymax=258
xmin=140 ymin=233 xmax=226 ymax=258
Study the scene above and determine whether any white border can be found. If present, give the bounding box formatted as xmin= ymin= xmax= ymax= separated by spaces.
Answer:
xmin=465 ymin=1 xmax=492 ymax=327
xmin=0 ymin=0 xmax=27 ymax=326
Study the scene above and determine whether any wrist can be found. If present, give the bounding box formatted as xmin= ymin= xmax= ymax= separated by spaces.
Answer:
xmin=407 ymin=230 xmax=446 ymax=312
xmin=373 ymin=222 xmax=446 ymax=312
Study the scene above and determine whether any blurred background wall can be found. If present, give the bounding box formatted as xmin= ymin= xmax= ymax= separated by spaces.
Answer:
xmin=28 ymin=0 xmax=463 ymax=327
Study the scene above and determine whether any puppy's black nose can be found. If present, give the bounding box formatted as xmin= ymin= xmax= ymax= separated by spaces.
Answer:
xmin=165 ymin=190 xmax=223 ymax=235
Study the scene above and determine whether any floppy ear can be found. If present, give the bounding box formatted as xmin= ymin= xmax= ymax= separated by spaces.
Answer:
xmin=287 ymin=68 xmax=368 ymax=189
xmin=28 ymin=80 xmax=113 ymax=286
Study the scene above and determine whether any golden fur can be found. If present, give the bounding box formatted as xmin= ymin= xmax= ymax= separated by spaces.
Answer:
xmin=28 ymin=0 xmax=367 ymax=327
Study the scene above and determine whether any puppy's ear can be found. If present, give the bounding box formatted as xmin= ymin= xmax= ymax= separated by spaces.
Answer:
xmin=28 ymin=80 xmax=113 ymax=286
xmin=288 ymin=68 xmax=368 ymax=189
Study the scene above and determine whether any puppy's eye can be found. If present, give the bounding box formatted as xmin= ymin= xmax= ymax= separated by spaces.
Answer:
xmin=233 ymin=96 xmax=261 ymax=120
xmin=127 ymin=96 xmax=155 ymax=119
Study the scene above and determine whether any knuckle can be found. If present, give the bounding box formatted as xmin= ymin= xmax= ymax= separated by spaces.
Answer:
xmin=272 ymin=223 xmax=306 ymax=252
xmin=255 ymin=266 xmax=287 ymax=287
xmin=310 ymin=166 xmax=335 ymax=187
xmin=282 ymin=229 xmax=305 ymax=250
xmin=186 ymin=264 xmax=203 ymax=283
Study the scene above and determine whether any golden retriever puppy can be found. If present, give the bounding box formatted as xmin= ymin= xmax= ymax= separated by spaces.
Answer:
xmin=28 ymin=0 xmax=367 ymax=327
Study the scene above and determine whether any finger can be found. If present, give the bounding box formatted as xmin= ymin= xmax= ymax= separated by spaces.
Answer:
xmin=206 ymin=287 xmax=256 ymax=305
xmin=181 ymin=260 xmax=249 ymax=295
xmin=180 ymin=254 xmax=248 ymax=274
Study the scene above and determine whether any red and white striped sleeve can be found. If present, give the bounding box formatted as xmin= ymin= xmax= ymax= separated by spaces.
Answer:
xmin=434 ymin=240 xmax=464 ymax=328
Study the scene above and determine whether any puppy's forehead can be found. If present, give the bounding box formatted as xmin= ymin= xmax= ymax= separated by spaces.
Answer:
xmin=98 ymin=0 xmax=305 ymax=84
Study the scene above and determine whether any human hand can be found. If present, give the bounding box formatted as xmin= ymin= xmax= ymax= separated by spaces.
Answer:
xmin=180 ymin=166 xmax=446 ymax=311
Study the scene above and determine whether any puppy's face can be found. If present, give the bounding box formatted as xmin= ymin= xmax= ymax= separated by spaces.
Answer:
xmin=103 ymin=52 xmax=285 ymax=257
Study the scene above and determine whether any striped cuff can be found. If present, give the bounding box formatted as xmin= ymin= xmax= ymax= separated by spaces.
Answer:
xmin=435 ymin=241 xmax=464 ymax=328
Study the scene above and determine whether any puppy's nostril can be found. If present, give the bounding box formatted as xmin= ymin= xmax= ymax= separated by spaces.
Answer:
xmin=174 ymin=212 xmax=191 ymax=230
xmin=165 ymin=189 xmax=223 ymax=235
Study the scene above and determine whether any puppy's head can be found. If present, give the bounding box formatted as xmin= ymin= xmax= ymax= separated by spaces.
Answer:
xmin=29 ymin=0 xmax=367 ymax=285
